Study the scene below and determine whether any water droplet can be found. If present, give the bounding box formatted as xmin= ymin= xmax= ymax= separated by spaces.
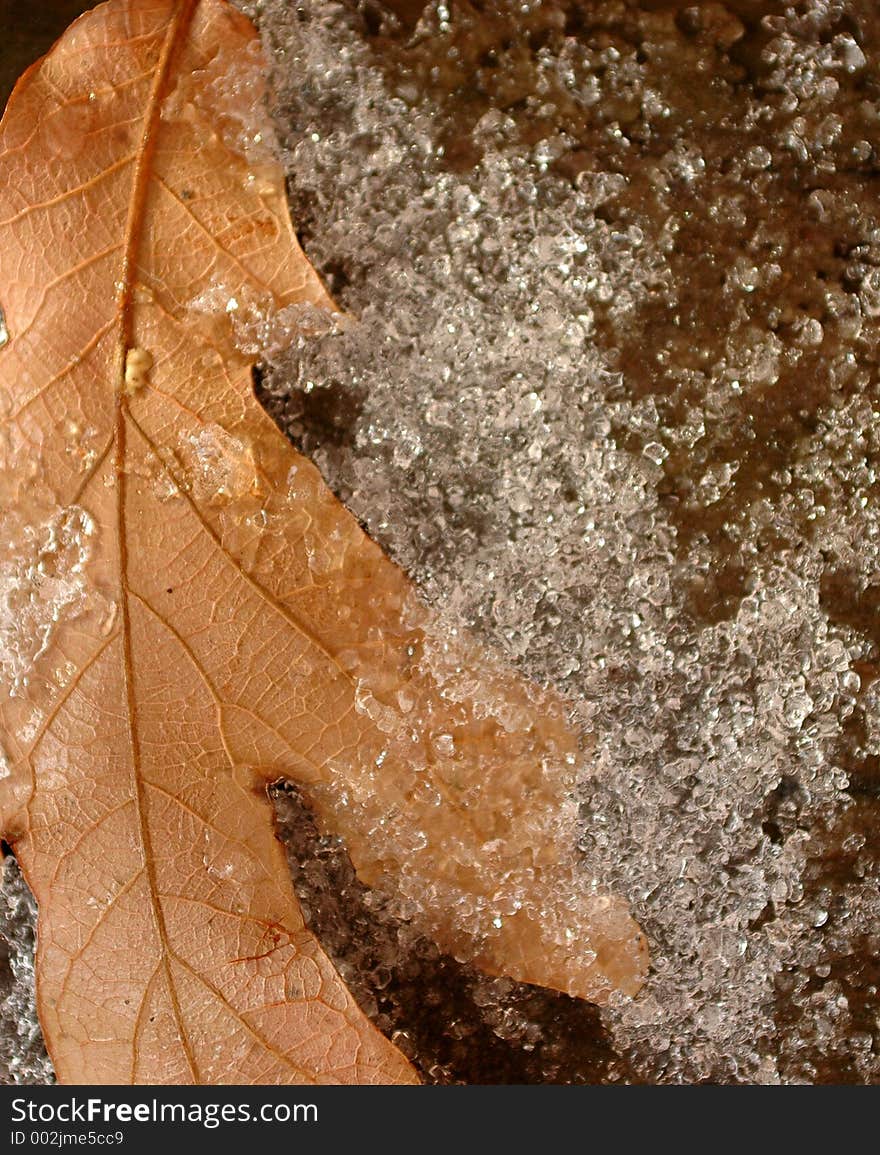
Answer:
xmin=43 ymin=97 xmax=97 ymax=159
xmin=123 ymin=347 xmax=153 ymax=394
xmin=0 ymin=737 xmax=11 ymax=781
xmin=100 ymin=601 xmax=119 ymax=637
xmin=0 ymin=304 xmax=8 ymax=349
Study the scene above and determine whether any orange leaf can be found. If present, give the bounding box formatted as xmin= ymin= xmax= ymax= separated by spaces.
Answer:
xmin=0 ymin=0 xmax=646 ymax=1084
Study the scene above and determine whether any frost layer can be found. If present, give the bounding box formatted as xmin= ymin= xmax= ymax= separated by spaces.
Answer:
xmin=249 ymin=0 xmax=879 ymax=1084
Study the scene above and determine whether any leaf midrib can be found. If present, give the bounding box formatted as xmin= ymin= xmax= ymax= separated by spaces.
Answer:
xmin=112 ymin=0 xmax=202 ymax=1085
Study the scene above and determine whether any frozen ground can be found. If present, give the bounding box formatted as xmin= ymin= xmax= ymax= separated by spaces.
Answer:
xmin=3 ymin=0 xmax=880 ymax=1083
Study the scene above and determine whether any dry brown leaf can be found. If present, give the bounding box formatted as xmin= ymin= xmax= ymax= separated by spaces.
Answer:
xmin=0 ymin=0 xmax=647 ymax=1085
